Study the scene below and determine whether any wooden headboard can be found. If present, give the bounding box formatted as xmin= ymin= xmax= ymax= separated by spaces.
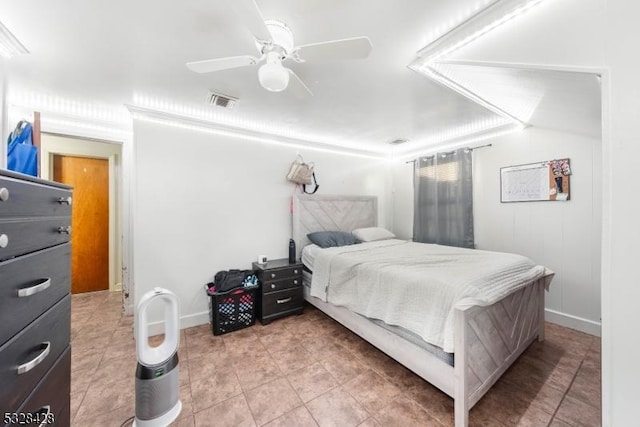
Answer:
xmin=292 ymin=194 xmax=378 ymax=258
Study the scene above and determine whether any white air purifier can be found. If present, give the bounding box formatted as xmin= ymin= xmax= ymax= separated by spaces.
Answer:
xmin=133 ymin=288 xmax=182 ymax=427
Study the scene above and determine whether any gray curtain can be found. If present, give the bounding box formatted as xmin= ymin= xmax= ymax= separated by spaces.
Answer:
xmin=413 ymin=148 xmax=474 ymax=248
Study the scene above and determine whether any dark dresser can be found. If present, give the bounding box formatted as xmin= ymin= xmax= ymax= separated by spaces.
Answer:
xmin=0 ymin=170 xmax=72 ymax=426
xmin=252 ymin=258 xmax=304 ymax=325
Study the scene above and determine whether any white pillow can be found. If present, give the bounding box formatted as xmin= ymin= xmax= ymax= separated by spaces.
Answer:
xmin=352 ymin=227 xmax=396 ymax=242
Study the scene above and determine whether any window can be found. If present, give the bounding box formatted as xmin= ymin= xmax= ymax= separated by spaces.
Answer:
xmin=413 ymin=149 xmax=474 ymax=248
xmin=418 ymin=161 xmax=459 ymax=182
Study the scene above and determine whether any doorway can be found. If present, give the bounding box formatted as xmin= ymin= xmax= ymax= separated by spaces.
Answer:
xmin=53 ymin=155 xmax=110 ymax=293
xmin=41 ymin=132 xmax=123 ymax=296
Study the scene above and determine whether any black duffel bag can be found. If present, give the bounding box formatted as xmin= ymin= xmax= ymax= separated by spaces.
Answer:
xmin=214 ymin=269 xmax=255 ymax=293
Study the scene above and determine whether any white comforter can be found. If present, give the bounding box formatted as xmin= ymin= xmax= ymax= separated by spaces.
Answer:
xmin=310 ymin=239 xmax=545 ymax=352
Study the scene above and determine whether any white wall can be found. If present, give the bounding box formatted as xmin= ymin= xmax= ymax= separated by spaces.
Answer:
xmin=391 ymin=159 xmax=414 ymax=240
xmin=473 ymin=128 xmax=601 ymax=334
xmin=131 ymin=119 xmax=391 ymax=330
xmin=390 ymin=127 xmax=602 ymax=335
xmin=603 ymin=1 xmax=640 ymax=424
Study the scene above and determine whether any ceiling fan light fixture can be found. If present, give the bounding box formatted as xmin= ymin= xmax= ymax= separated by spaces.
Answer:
xmin=187 ymin=2 xmax=371 ymax=96
xmin=258 ymin=60 xmax=289 ymax=92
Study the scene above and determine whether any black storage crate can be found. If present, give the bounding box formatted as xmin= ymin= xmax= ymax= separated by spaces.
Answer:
xmin=206 ymin=284 xmax=259 ymax=335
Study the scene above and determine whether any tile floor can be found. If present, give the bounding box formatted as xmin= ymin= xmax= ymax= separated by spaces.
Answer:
xmin=70 ymin=291 xmax=601 ymax=427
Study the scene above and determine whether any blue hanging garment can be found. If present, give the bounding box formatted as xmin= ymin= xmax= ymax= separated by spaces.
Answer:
xmin=7 ymin=121 xmax=37 ymax=176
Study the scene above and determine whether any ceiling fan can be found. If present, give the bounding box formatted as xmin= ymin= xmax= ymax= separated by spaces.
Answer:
xmin=186 ymin=0 xmax=373 ymax=96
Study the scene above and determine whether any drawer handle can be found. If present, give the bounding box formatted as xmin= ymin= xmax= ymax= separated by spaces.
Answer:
xmin=294 ymin=269 xmax=299 ymax=274
xmin=271 ymin=273 xmax=276 ymax=279
xmin=293 ymin=279 xmax=298 ymax=285
xmin=0 ymin=234 xmax=7 ymax=248
xmin=57 ymin=196 xmax=72 ymax=205
xmin=270 ymin=284 xmax=276 ymax=289
xmin=18 ymin=278 xmax=52 ymax=298
xmin=0 ymin=187 xmax=8 ymax=201
xmin=277 ymin=297 xmax=292 ymax=304
xmin=17 ymin=342 xmax=51 ymax=375
xmin=57 ymin=226 xmax=72 ymax=235
xmin=36 ymin=405 xmax=52 ymax=427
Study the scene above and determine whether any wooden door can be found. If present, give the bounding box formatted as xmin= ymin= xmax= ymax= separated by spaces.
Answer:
xmin=53 ymin=155 xmax=109 ymax=293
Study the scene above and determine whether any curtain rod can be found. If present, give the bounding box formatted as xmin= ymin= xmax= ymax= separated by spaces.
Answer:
xmin=404 ymin=143 xmax=492 ymax=163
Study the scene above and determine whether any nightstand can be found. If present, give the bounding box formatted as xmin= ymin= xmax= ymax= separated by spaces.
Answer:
xmin=252 ymin=258 xmax=304 ymax=325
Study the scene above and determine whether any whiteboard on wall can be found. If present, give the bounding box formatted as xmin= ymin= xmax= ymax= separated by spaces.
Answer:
xmin=501 ymin=159 xmax=571 ymax=202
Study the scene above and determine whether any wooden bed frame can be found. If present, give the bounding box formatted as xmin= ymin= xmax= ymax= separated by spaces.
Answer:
xmin=293 ymin=194 xmax=553 ymax=427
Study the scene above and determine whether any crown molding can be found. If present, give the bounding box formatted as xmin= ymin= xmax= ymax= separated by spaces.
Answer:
xmin=126 ymin=104 xmax=390 ymax=160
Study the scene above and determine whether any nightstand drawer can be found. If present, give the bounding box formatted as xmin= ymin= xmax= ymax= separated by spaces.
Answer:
xmin=0 ymin=244 xmax=71 ymax=346
xmin=0 ymin=219 xmax=71 ymax=262
xmin=263 ymin=266 xmax=302 ymax=281
xmin=0 ymin=295 xmax=71 ymax=412
xmin=0 ymin=175 xmax=72 ymax=219
xmin=263 ymin=276 xmax=302 ymax=293
xmin=254 ymin=259 xmax=304 ymax=324
xmin=262 ymin=288 xmax=304 ymax=318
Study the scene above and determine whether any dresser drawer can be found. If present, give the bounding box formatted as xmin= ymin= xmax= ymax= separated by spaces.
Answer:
xmin=0 ymin=219 xmax=71 ymax=262
xmin=0 ymin=244 xmax=71 ymax=345
xmin=0 ymin=296 xmax=71 ymax=412
xmin=261 ymin=266 xmax=302 ymax=282
xmin=0 ymin=175 xmax=72 ymax=219
xmin=262 ymin=276 xmax=302 ymax=293
xmin=262 ymin=287 xmax=304 ymax=319
xmin=4 ymin=348 xmax=71 ymax=426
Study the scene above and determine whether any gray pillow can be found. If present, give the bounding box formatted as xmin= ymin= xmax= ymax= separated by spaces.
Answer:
xmin=307 ymin=231 xmax=360 ymax=248
xmin=352 ymin=227 xmax=396 ymax=242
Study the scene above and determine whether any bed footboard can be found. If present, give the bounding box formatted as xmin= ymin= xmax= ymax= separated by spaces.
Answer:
xmin=453 ymin=272 xmax=553 ymax=427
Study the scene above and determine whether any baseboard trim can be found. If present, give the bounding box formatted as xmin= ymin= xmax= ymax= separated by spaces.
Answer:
xmin=133 ymin=307 xmax=600 ymax=339
xmin=545 ymin=308 xmax=601 ymax=337
xmin=146 ymin=311 xmax=209 ymax=336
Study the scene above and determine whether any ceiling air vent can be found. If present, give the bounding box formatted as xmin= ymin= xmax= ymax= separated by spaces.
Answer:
xmin=389 ymin=139 xmax=408 ymax=145
xmin=208 ymin=91 xmax=237 ymax=109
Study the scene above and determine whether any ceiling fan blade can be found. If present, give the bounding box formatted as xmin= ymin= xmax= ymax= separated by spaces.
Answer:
xmin=223 ymin=0 xmax=272 ymax=42
xmin=294 ymin=36 xmax=372 ymax=62
xmin=186 ymin=55 xmax=259 ymax=74
xmin=287 ymin=69 xmax=313 ymax=97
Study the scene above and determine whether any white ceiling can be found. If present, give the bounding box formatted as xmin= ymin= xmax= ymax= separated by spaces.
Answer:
xmin=430 ymin=62 xmax=602 ymax=139
xmin=0 ymin=0 xmax=602 ymax=153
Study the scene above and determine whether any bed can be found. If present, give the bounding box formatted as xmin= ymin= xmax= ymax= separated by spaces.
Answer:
xmin=292 ymin=194 xmax=554 ymax=427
